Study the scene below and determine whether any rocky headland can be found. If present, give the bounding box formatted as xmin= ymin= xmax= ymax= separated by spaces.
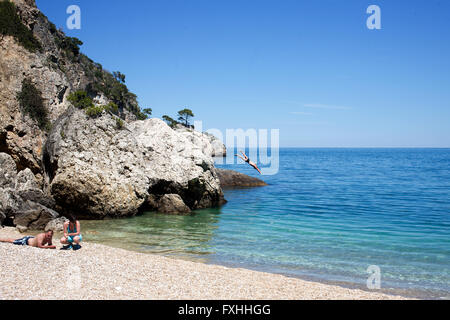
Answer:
xmin=0 ymin=0 xmax=265 ymax=232
xmin=44 ymin=107 xmax=226 ymax=219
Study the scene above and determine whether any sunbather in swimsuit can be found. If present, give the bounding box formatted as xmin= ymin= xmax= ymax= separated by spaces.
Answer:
xmin=0 ymin=230 xmax=56 ymax=249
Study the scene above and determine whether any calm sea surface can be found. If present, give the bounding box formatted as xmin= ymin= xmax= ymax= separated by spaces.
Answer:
xmin=82 ymin=149 xmax=450 ymax=299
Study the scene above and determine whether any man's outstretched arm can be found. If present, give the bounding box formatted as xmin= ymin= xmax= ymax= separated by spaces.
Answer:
xmin=37 ymin=235 xmax=56 ymax=249
xmin=38 ymin=243 xmax=56 ymax=249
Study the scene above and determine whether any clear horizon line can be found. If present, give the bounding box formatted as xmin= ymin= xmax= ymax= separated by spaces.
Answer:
xmin=225 ymin=146 xmax=450 ymax=149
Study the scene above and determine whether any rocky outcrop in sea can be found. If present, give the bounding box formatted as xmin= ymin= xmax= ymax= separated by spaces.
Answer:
xmin=0 ymin=0 xmax=266 ymax=231
xmin=44 ymin=107 xmax=226 ymax=219
xmin=216 ymin=169 xmax=268 ymax=188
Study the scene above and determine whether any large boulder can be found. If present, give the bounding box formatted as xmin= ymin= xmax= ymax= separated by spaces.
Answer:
xmin=45 ymin=216 xmax=68 ymax=232
xmin=147 ymin=194 xmax=191 ymax=215
xmin=15 ymin=168 xmax=39 ymax=191
xmin=0 ymin=187 xmax=27 ymax=218
xmin=14 ymin=201 xmax=59 ymax=232
xmin=0 ymin=152 xmax=17 ymax=188
xmin=44 ymin=108 xmax=226 ymax=218
xmin=216 ymin=169 xmax=268 ymax=188
xmin=0 ymin=153 xmax=20 ymax=225
xmin=0 ymin=152 xmax=58 ymax=230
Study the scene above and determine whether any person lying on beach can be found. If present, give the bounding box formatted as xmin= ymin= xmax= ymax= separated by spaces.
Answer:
xmin=0 ymin=230 xmax=56 ymax=249
xmin=235 ymin=151 xmax=262 ymax=174
xmin=60 ymin=215 xmax=82 ymax=250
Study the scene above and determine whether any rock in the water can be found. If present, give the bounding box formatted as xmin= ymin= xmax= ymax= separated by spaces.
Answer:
xmin=146 ymin=194 xmax=191 ymax=215
xmin=216 ymin=169 xmax=268 ymax=188
xmin=44 ymin=109 xmax=226 ymax=218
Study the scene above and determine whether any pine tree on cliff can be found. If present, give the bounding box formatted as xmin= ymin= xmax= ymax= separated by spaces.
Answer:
xmin=177 ymin=108 xmax=194 ymax=128
xmin=113 ymin=71 xmax=126 ymax=84
xmin=143 ymin=108 xmax=152 ymax=118
xmin=162 ymin=115 xmax=177 ymax=128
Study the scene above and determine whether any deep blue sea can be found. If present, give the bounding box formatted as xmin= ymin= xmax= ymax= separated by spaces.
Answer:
xmin=82 ymin=149 xmax=450 ymax=299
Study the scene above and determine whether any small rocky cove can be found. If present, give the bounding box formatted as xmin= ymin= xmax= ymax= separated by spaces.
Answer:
xmin=0 ymin=95 xmax=267 ymax=232
xmin=0 ymin=0 xmax=266 ymax=233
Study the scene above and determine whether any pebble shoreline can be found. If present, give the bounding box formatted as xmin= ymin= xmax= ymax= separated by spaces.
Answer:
xmin=0 ymin=227 xmax=409 ymax=300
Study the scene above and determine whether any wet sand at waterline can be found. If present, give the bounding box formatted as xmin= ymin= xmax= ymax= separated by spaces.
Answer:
xmin=0 ymin=227 xmax=408 ymax=300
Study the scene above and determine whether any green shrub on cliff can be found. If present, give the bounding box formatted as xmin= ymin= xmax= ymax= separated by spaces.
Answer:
xmin=143 ymin=108 xmax=152 ymax=117
xmin=115 ymin=117 xmax=124 ymax=130
xmin=55 ymin=36 xmax=83 ymax=58
xmin=162 ymin=115 xmax=179 ymax=128
xmin=162 ymin=109 xmax=195 ymax=128
xmin=136 ymin=111 xmax=148 ymax=120
xmin=87 ymin=70 xmax=143 ymax=118
xmin=85 ymin=105 xmax=104 ymax=118
xmin=94 ymin=69 xmax=103 ymax=79
xmin=113 ymin=71 xmax=126 ymax=84
xmin=0 ymin=0 xmax=42 ymax=52
xmin=104 ymin=102 xmax=119 ymax=115
xmin=67 ymin=90 xmax=94 ymax=109
xmin=17 ymin=79 xmax=50 ymax=130
xmin=84 ymin=102 xmax=122 ymax=119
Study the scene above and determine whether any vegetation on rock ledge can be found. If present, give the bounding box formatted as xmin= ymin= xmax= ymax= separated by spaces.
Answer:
xmin=163 ymin=108 xmax=195 ymax=128
xmin=68 ymin=90 xmax=122 ymax=120
xmin=34 ymin=9 xmax=145 ymax=120
xmin=67 ymin=90 xmax=94 ymax=110
xmin=85 ymin=102 xmax=119 ymax=118
xmin=0 ymin=0 xmax=42 ymax=52
xmin=17 ymin=78 xmax=50 ymax=130
xmin=115 ymin=117 xmax=124 ymax=130
xmin=55 ymin=36 xmax=83 ymax=58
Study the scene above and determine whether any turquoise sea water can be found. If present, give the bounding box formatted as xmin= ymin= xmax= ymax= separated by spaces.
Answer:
xmin=82 ymin=149 xmax=450 ymax=299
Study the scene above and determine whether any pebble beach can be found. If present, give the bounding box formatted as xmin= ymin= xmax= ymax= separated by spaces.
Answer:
xmin=0 ymin=227 xmax=409 ymax=300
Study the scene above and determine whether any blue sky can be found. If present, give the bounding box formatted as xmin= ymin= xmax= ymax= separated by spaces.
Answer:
xmin=35 ymin=0 xmax=450 ymax=147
